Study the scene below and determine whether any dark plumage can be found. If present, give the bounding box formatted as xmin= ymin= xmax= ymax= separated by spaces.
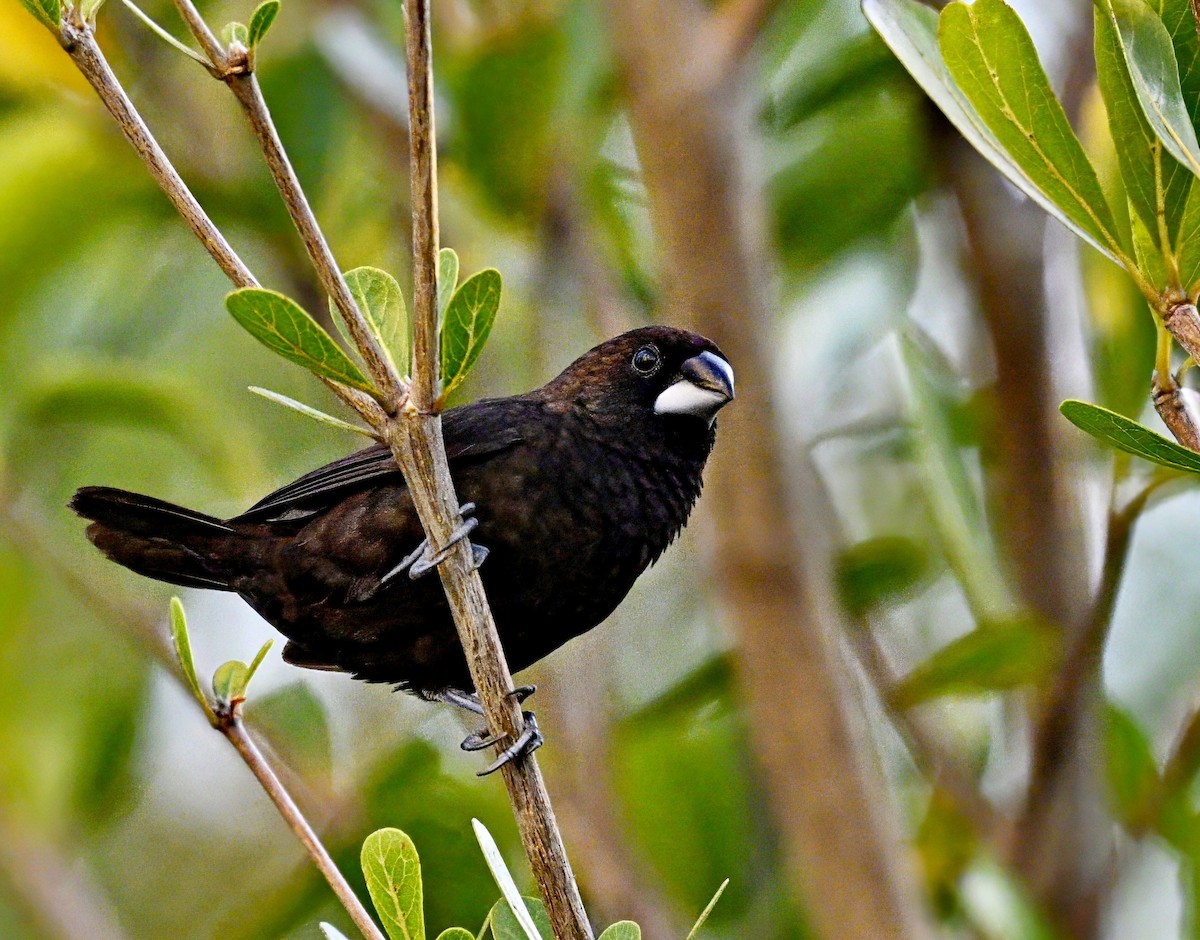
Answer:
xmin=71 ymin=326 xmax=734 ymax=698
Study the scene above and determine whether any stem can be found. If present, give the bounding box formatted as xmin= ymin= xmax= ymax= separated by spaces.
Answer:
xmin=396 ymin=3 xmax=592 ymax=934
xmin=1008 ymin=481 xmax=1152 ymax=860
xmin=57 ymin=18 xmax=256 ymax=288
xmin=219 ymin=711 xmax=387 ymax=940
xmin=404 ymin=0 xmax=440 ymax=409
xmin=223 ymin=73 xmax=406 ymax=409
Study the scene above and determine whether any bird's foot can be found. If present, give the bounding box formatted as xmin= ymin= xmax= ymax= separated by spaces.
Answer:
xmin=381 ymin=503 xmax=488 ymax=584
xmin=475 ymin=712 xmax=543 ymax=777
xmin=438 ymin=686 xmax=542 ymax=775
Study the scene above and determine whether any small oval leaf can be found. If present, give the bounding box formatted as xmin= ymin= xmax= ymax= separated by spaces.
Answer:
xmin=434 ymin=931 xmax=474 ymax=940
xmin=597 ymin=922 xmax=641 ymax=940
xmin=438 ymin=247 xmax=460 ymax=322
xmin=226 ymin=288 xmax=375 ymax=394
xmin=361 ymin=828 xmax=425 ymax=940
xmin=1105 ymin=702 xmax=1161 ymax=828
xmin=1060 ymin=398 xmax=1200 ymax=471
xmin=486 ymin=898 xmax=551 ymax=940
xmin=248 ymin=0 xmax=280 ymax=46
xmin=834 ymin=536 xmax=933 ymax=618
xmin=333 ymin=267 xmax=408 ymax=374
xmin=212 ymin=659 xmax=249 ymax=705
xmin=440 ymin=270 xmax=501 ymax=400
xmin=890 ymin=617 xmax=1058 ymax=710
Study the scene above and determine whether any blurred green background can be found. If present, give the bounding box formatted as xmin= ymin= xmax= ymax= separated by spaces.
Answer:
xmin=1 ymin=0 xmax=1195 ymax=937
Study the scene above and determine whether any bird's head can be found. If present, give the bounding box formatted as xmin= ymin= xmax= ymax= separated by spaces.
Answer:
xmin=541 ymin=326 xmax=735 ymax=430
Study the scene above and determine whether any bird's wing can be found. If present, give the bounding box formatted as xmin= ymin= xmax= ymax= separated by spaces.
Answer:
xmin=233 ymin=397 xmax=530 ymax=522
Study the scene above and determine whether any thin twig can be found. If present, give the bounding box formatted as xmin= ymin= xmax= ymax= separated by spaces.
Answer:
xmin=219 ymin=710 xmax=388 ymax=940
xmin=404 ymin=0 xmax=440 ymax=411
xmin=1009 ymin=481 xmax=1154 ymax=853
xmin=56 ymin=17 xmax=255 ymax=288
xmin=223 ymin=73 xmax=406 ymax=410
xmin=393 ymin=3 xmax=592 ymax=934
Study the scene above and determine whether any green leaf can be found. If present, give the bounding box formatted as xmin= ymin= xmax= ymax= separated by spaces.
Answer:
xmin=361 ymin=828 xmax=425 ymax=940
xmin=243 ymin=639 xmax=272 ymax=690
xmin=862 ymin=0 xmax=1122 ymax=263
xmin=222 ymin=20 xmax=249 ymax=47
xmin=1105 ymin=702 xmax=1161 ymax=828
xmin=248 ymin=387 xmax=378 ymax=439
xmin=834 ymin=536 xmax=933 ymax=618
xmin=485 ymin=898 xmax=551 ymax=940
xmin=1178 ymin=172 xmax=1200 ymax=291
xmin=332 ymin=267 xmax=407 ymax=375
xmin=474 ymin=820 xmax=543 ymax=940
xmin=79 ymin=0 xmax=106 ymax=20
xmin=19 ymin=0 xmax=61 ymax=29
xmin=440 ymin=270 xmax=501 ymax=400
xmin=1131 ymin=198 xmax=1170 ymax=287
xmin=170 ymin=597 xmax=215 ymax=722
xmin=1060 ymin=398 xmax=1200 ymax=471
xmin=248 ymin=0 xmax=280 ymax=46
xmin=597 ymin=923 xmax=641 ymax=940
xmin=212 ymin=660 xmax=249 ymax=705
xmin=226 ymin=288 xmax=375 ymax=394
xmin=937 ymin=0 xmax=1125 ymax=261
xmin=1106 ymin=0 xmax=1200 ymax=182
xmin=118 ymin=0 xmax=213 ymax=66
xmin=320 ymin=925 xmax=352 ymax=940
xmin=1095 ymin=6 xmax=1189 ymax=258
xmin=438 ymin=248 xmax=460 ymax=322
xmin=890 ymin=618 xmax=1058 ymax=709
xmin=685 ymin=879 xmax=729 ymax=940
xmin=434 ymin=931 xmax=474 ymax=940
xmin=902 ymin=331 xmax=1016 ymax=622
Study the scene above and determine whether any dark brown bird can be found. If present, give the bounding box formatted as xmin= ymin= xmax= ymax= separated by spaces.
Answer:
xmin=72 ymin=327 xmax=733 ymax=764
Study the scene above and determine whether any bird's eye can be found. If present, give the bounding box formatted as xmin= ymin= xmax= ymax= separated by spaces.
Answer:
xmin=631 ymin=345 xmax=661 ymax=376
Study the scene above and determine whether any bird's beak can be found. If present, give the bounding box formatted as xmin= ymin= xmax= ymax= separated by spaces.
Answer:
xmin=654 ymin=351 xmax=735 ymax=425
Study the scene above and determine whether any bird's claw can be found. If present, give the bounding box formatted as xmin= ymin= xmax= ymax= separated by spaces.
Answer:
xmin=439 ymin=686 xmax=543 ymax=773
xmin=477 ymin=711 xmax=544 ymax=777
xmin=381 ymin=503 xmax=488 ymax=584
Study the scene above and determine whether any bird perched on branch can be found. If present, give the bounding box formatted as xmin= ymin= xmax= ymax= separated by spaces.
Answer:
xmin=72 ymin=326 xmax=734 ymax=770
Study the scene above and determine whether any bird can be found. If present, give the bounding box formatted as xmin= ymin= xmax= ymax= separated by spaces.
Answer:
xmin=71 ymin=326 xmax=734 ymax=770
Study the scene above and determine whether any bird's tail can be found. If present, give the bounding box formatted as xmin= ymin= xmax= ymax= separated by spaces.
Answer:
xmin=70 ymin=486 xmax=240 ymax=591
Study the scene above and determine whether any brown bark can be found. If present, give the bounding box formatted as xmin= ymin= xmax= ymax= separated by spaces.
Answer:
xmin=605 ymin=3 xmax=933 ymax=938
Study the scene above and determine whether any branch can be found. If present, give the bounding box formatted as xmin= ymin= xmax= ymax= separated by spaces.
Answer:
xmin=56 ymin=14 xmax=256 ymax=288
xmin=217 ymin=708 xmax=387 ymax=940
xmin=1005 ymin=481 xmax=1153 ymax=889
xmin=390 ymin=3 xmax=593 ymax=935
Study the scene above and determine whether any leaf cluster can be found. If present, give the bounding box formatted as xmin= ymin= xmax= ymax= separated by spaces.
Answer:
xmin=347 ymin=823 xmax=727 ymax=940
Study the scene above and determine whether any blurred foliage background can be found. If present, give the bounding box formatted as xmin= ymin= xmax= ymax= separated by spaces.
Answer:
xmin=1 ymin=0 xmax=1195 ymax=937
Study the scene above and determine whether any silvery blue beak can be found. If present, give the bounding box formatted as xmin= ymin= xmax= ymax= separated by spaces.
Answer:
xmin=653 ymin=351 xmax=735 ymax=425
